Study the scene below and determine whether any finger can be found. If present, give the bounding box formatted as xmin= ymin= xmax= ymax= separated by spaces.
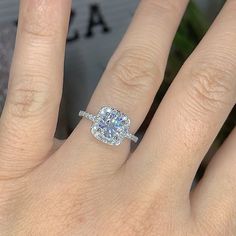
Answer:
xmin=60 ymin=0 xmax=189 ymax=172
xmin=128 ymin=0 xmax=236 ymax=197
xmin=0 ymin=0 xmax=71 ymax=178
xmin=191 ymin=128 xmax=236 ymax=235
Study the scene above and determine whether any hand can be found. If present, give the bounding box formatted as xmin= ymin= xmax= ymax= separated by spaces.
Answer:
xmin=0 ymin=0 xmax=235 ymax=235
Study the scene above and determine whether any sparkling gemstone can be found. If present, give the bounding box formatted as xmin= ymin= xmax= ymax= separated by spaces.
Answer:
xmin=91 ymin=106 xmax=130 ymax=145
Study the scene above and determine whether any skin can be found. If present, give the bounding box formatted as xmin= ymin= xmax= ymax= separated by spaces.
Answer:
xmin=0 ymin=0 xmax=235 ymax=235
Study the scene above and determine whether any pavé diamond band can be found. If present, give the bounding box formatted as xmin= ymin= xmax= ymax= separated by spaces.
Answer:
xmin=79 ymin=106 xmax=138 ymax=146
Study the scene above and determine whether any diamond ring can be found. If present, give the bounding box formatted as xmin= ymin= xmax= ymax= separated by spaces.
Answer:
xmin=79 ymin=106 xmax=138 ymax=146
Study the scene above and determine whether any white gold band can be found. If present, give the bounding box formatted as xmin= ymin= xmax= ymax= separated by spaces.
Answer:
xmin=79 ymin=111 xmax=96 ymax=122
xmin=125 ymin=132 xmax=138 ymax=143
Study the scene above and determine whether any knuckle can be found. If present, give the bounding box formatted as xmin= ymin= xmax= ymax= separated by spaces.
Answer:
xmin=187 ymin=62 xmax=236 ymax=113
xmin=141 ymin=0 xmax=182 ymax=15
xmin=108 ymin=48 xmax=161 ymax=88
xmin=20 ymin=2 xmax=59 ymax=40
xmin=7 ymin=76 xmax=50 ymax=118
xmin=106 ymin=48 xmax=162 ymax=108
xmin=21 ymin=21 xmax=53 ymax=39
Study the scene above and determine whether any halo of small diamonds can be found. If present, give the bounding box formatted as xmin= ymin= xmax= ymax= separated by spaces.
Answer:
xmin=91 ymin=106 xmax=131 ymax=145
xmin=79 ymin=106 xmax=138 ymax=146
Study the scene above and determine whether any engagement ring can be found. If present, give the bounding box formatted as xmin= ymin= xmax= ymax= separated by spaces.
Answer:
xmin=79 ymin=106 xmax=138 ymax=146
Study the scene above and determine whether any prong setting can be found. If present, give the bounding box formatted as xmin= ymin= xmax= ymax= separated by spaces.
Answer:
xmin=91 ymin=106 xmax=131 ymax=145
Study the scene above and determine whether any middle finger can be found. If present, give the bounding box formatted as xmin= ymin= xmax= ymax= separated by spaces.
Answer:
xmin=131 ymin=0 xmax=236 ymax=198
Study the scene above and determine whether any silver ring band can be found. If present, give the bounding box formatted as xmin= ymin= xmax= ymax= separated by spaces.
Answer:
xmin=79 ymin=111 xmax=96 ymax=122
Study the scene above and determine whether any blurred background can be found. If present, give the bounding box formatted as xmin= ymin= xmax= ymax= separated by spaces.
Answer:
xmin=0 ymin=0 xmax=235 ymax=179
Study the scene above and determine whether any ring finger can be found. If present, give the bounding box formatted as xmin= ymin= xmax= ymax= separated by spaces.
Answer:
xmin=57 ymin=0 xmax=189 ymax=173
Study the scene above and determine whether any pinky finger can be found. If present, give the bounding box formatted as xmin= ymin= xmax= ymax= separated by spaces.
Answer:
xmin=191 ymin=127 xmax=236 ymax=235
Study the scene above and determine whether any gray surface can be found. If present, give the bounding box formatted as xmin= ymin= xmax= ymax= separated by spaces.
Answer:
xmin=0 ymin=23 xmax=15 ymax=113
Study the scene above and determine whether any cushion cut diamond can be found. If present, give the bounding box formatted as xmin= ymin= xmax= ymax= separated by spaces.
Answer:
xmin=91 ymin=106 xmax=130 ymax=145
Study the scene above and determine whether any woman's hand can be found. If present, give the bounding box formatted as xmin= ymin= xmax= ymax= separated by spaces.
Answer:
xmin=0 ymin=0 xmax=235 ymax=235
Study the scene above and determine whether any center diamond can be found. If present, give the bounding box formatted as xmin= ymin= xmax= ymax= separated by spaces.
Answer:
xmin=91 ymin=106 xmax=130 ymax=145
